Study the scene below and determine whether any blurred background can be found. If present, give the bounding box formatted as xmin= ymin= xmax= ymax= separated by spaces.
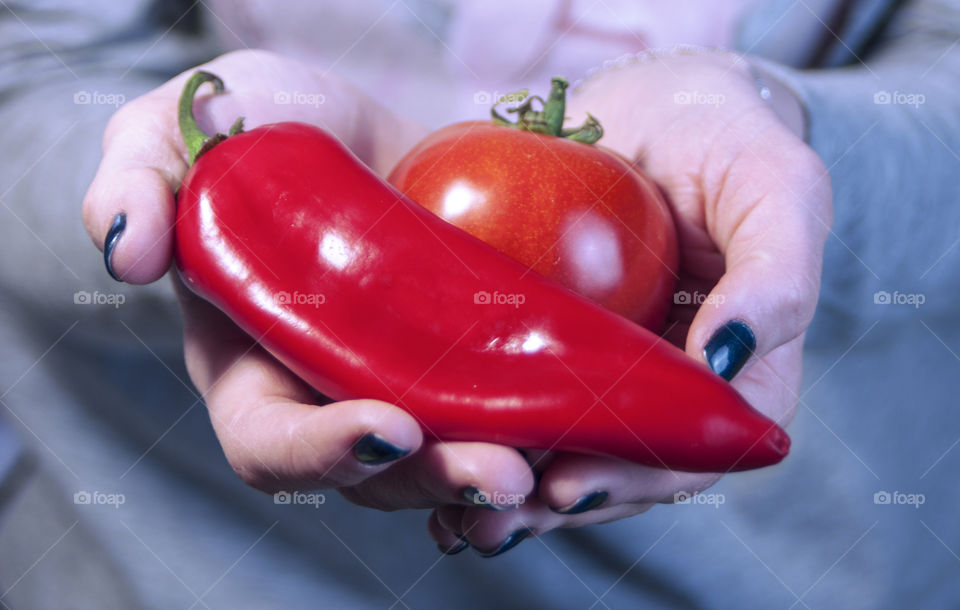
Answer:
xmin=1 ymin=1 xmax=958 ymax=608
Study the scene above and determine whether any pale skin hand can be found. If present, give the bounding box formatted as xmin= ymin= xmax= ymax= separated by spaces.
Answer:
xmin=83 ymin=49 xmax=832 ymax=556
xmin=82 ymin=50 xmax=536 ymax=516
xmin=430 ymin=53 xmax=833 ymax=554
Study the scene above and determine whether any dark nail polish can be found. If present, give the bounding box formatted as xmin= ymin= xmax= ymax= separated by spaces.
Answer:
xmin=478 ymin=527 xmax=534 ymax=558
xmin=103 ymin=212 xmax=126 ymax=282
xmin=461 ymin=485 xmax=508 ymax=511
xmin=553 ymin=490 xmax=608 ymax=515
xmin=352 ymin=433 xmax=410 ymax=465
xmin=438 ymin=539 xmax=469 ymax=555
xmin=703 ymin=320 xmax=756 ymax=381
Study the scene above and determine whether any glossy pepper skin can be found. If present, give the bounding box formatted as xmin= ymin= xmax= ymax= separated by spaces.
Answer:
xmin=174 ymin=72 xmax=790 ymax=472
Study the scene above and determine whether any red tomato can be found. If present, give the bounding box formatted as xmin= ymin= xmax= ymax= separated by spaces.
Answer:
xmin=388 ymin=120 xmax=679 ymax=331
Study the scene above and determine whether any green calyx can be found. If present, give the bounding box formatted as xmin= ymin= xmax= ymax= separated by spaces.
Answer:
xmin=490 ymin=77 xmax=602 ymax=144
xmin=178 ymin=70 xmax=245 ymax=165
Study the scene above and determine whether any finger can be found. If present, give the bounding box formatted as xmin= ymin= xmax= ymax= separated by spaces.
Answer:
xmin=536 ymin=453 xmax=721 ymax=513
xmin=725 ymin=335 xmax=805 ymax=426
xmin=689 ymin=134 xmax=832 ymax=378
xmin=429 ymin=509 xmax=469 ymax=555
xmin=205 ymin=359 xmax=424 ymax=493
xmin=83 ymin=50 xmax=427 ymax=284
xmin=81 ymin=72 xmax=195 ymax=284
xmin=178 ymin=272 xmax=534 ymax=507
xmin=339 ymin=440 xmax=535 ymax=511
xmin=436 ymin=504 xmax=469 ymax=535
xmin=518 ymin=448 xmax=556 ymax=474
xmin=82 ymin=50 xmax=321 ymax=283
xmin=459 ymin=500 xmax=539 ymax=556
xmin=536 ymin=345 xmax=804 ymax=513
xmin=457 ymin=497 xmax=650 ymax=556
xmin=223 ymin=393 xmax=422 ymax=492
xmin=174 ymin=276 xmax=423 ymax=493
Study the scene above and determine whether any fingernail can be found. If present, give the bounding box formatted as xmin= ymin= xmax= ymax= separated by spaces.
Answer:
xmin=103 ymin=212 xmax=126 ymax=282
xmin=438 ymin=539 xmax=469 ymax=555
xmin=461 ymin=485 xmax=509 ymax=511
xmin=477 ymin=527 xmax=535 ymax=558
xmin=552 ymin=490 xmax=608 ymax=515
xmin=703 ymin=320 xmax=756 ymax=381
xmin=352 ymin=433 xmax=410 ymax=465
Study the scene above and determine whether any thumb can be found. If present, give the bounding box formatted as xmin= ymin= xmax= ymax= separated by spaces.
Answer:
xmin=687 ymin=146 xmax=832 ymax=380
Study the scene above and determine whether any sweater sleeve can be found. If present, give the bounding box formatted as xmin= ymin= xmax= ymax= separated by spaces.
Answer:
xmin=748 ymin=0 xmax=960 ymax=344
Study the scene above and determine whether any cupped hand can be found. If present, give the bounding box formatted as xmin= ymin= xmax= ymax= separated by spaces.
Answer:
xmin=82 ymin=49 xmax=535 ymax=514
xmin=430 ymin=51 xmax=833 ymax=556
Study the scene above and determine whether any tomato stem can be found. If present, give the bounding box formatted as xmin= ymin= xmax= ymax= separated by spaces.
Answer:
xmin=178 ymin=71 xmax=244 ymax=165
xmin=491 ymin=77 xmax=603 ymax=144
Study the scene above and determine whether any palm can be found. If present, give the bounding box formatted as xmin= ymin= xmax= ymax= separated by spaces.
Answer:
xmin=646 ymin=114 xmax=829 ymax=414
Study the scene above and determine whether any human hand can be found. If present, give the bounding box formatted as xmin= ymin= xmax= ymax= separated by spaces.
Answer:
xmin=82 ymin=49 xmax=535 ymax=517
xmin=430 ymin=51 xmax=832 ymax=556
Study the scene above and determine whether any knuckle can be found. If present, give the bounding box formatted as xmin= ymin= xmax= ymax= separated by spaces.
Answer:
xmin=231 ymin=460 xmax=280 ymax=494
xmin=213 ymin=403 xmax=284 ymax=494
xmin=212 ymin=48 xmax=286 ymax=71
xmin=80 ymin=190 xmax=100 ymax=240
xmin=224 ymin=48 xmax=278 ymax=62
xmin=797 ymin=146 xmax=829 ymax=184
xmin=794 ymin=148 xmax=834 ymax=225
xmin=102 ymin=96 xmax=145 ymax=146
xmin=776 ymin=266 xmax=820 ymax=332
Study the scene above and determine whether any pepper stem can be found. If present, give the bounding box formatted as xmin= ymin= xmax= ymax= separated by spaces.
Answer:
xmin=178 ymin=71 xmax=244 ymax=164
xmin=491 ymin=77 xmax=603 ymax=144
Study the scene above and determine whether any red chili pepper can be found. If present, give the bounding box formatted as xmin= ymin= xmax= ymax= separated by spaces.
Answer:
xmin=174 ymin=72 xmax=789 ymax=472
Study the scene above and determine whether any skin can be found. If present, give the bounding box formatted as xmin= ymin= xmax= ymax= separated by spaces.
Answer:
xmin=82 ymin=49 xmax=831 ymax=555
